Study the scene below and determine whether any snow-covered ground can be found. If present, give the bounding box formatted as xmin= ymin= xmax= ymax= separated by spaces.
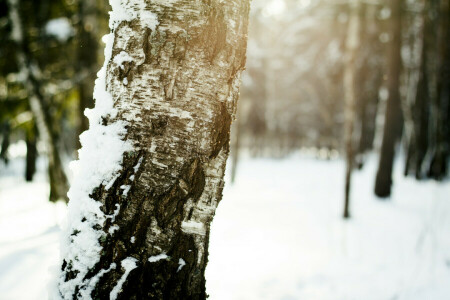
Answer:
xmin=1 ymin=154 xmax=449 ymax=299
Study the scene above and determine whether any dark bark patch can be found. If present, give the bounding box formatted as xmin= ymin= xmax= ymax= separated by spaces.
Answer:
xmin=209 ymin=101 xmax=231 ymax=159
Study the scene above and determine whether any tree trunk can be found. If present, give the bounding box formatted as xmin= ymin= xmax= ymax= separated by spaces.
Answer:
xmin=374 ymin=0 xmax=404 ymax=198
xmin=343 ymin=0 xmax=360 ymax=219
xmin=8 ymin=0 xmax=69 ymax=202
xmin=0 ymin=122 xmax=10 ymax=164
xmin=25 ymin=127 xmax=37 ymax=182
xmin=56 ymin=1 xmax=250 ymax=299
xmin=356 ymin=3 xmax=382 ymax=168
xmin=75 ymin=0 xmax=100 ymax=150
xmin=428 ymin=0 xmax=450 ymax=179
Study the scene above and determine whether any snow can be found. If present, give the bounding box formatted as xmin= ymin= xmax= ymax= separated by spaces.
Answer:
xmin=55 ymin=0 xmax=133 ymax=296
xmin=120 ymin=184 xmax=131 ymax=197
xmin=1 ymin=154 xmax=450 ymax=299
xmin=113 ymin=51 xmax=133 ymax=70
xmin=148 ymin=253 xmax=169 ymax=263
xmin=78 ymin=263 xmax=116 ymax=299
xmin=177 ymin=258 xmax=186 ymax=272
xmin=45 ymin=18 xmax=74 ymax=42
xmin=109 ymin=0 xmax=159 ymax=30
xmin=206 ymin=154 xmax=450 ymax=300
xmin=133 ymin=157 xmax=143 ymax=173
xmin=109 ymin=257 xmax=137 ymax=300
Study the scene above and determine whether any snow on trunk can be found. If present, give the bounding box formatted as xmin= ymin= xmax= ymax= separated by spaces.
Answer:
xmin=56 ymin=0 xmax=250 ymax=299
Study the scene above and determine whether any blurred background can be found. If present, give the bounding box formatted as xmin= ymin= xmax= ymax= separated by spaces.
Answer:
xmin=0 ymin=0 xmax=449 ymax=299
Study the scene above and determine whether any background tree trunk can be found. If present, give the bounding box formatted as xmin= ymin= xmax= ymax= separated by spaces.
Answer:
xmin=75 ymin=0 xmax=100 ymax=150
xmin=374 ymin=0 xmax=404 ymax=198
xmin=8 ymin=0 xmax=69 ymax=202
xmin=343 ymin=0 xmax=360 ymax=219
xmin=25 ymin=126 xmax=37 ymax=181
xmin=0 ymin=122 xmax=10 ymax=164
xmin=428 ymin=0 xmax=450 ymax=179
xmin=57 ymin=1 xmax=250 ymax=299
xmin=355 ymin=3 xmax=382 ymax=168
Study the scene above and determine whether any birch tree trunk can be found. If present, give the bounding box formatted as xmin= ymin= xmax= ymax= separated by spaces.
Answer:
xmin=56 ymin=1 xmax=250 ymax=299
xmin=343 ymin=0 xmax=360 ymax=219
xmin=374 ymin=0 xmax=404 ymax=198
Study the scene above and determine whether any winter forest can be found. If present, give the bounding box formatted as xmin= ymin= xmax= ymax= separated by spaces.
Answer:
xmin=0 ymin=0 xmax=449 ymax=299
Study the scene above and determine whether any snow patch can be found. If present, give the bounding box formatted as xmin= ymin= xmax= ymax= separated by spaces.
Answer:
xmin=133 ymin=157 xmax=143 ymax=173
xmin=106 ymin=204 xmax=121 ymax=222
xmin=120 ymin=185 xmax=131 ymax=197
xmin=109 ymin=258 xmax=138 ymax=300
xmin=45 ymin=18 xmax=74 ymax=42
xmin=108 ymin=225 xmax=119 ymax=235
xmin=78 ymin=263 xmax=116 ymax=299
xmin=177 ymin=258 xmax=186 ymax=272
xmin=109 ymin=0 xmax=159 ymax=30
xmin=148 ymin=253 xmax=169 ymax=263
xmin=113 ymin=51 xmax=133 ymax=70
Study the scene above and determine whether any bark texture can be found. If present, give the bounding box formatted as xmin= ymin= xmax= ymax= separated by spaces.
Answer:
xmin=58 ymin=1 xmax=249 ymax=299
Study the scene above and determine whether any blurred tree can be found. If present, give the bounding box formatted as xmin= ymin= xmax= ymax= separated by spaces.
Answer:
xmin=374 ymin=0 xmax=404 ymax=198
xmin=355 ymin=2 xmax=384 ymax=168
xmin=403 ymin=0 xmax=449 ymax=181
xmin=75 ymin=0 xmax=108 ymax=149
xmin=404 ymin=0 xmax=430 ymax=179
xmin=427 ymin=0 xmax=449 ymax=179
xmin=343 ymin=0 xmax=361 ymax=218
xmin=7 ymin=0 xmax=70 ymax=202
xmin=0 ymin=122 xmax=11 ymax=163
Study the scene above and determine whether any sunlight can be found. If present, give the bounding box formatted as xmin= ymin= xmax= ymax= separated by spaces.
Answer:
xmin=262 ymin=0 xmax=286 ymax=17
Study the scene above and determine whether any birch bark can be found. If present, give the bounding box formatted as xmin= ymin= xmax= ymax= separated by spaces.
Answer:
xmin=57 ymin=1 xmax=250 ymax=299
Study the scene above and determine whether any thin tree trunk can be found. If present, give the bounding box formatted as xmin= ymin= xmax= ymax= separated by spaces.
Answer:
xmin=343 ymin=0 xmax=360 ymax=219
xmin=374 ymin=0 xmax=404 ymax=198
xmin=25 ymin=127 xmax=37 ymax=181
xmin=7 ymin=0 xmax=69 ymax=202
xmin=0 ymin=122 xmax=10 ymax=164
xmin=57 ymin=1 xmax=250 ymax=299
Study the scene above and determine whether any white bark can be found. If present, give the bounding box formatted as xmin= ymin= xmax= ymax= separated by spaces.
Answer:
xmin=57 ymin=1 xmax=250 ymax=299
